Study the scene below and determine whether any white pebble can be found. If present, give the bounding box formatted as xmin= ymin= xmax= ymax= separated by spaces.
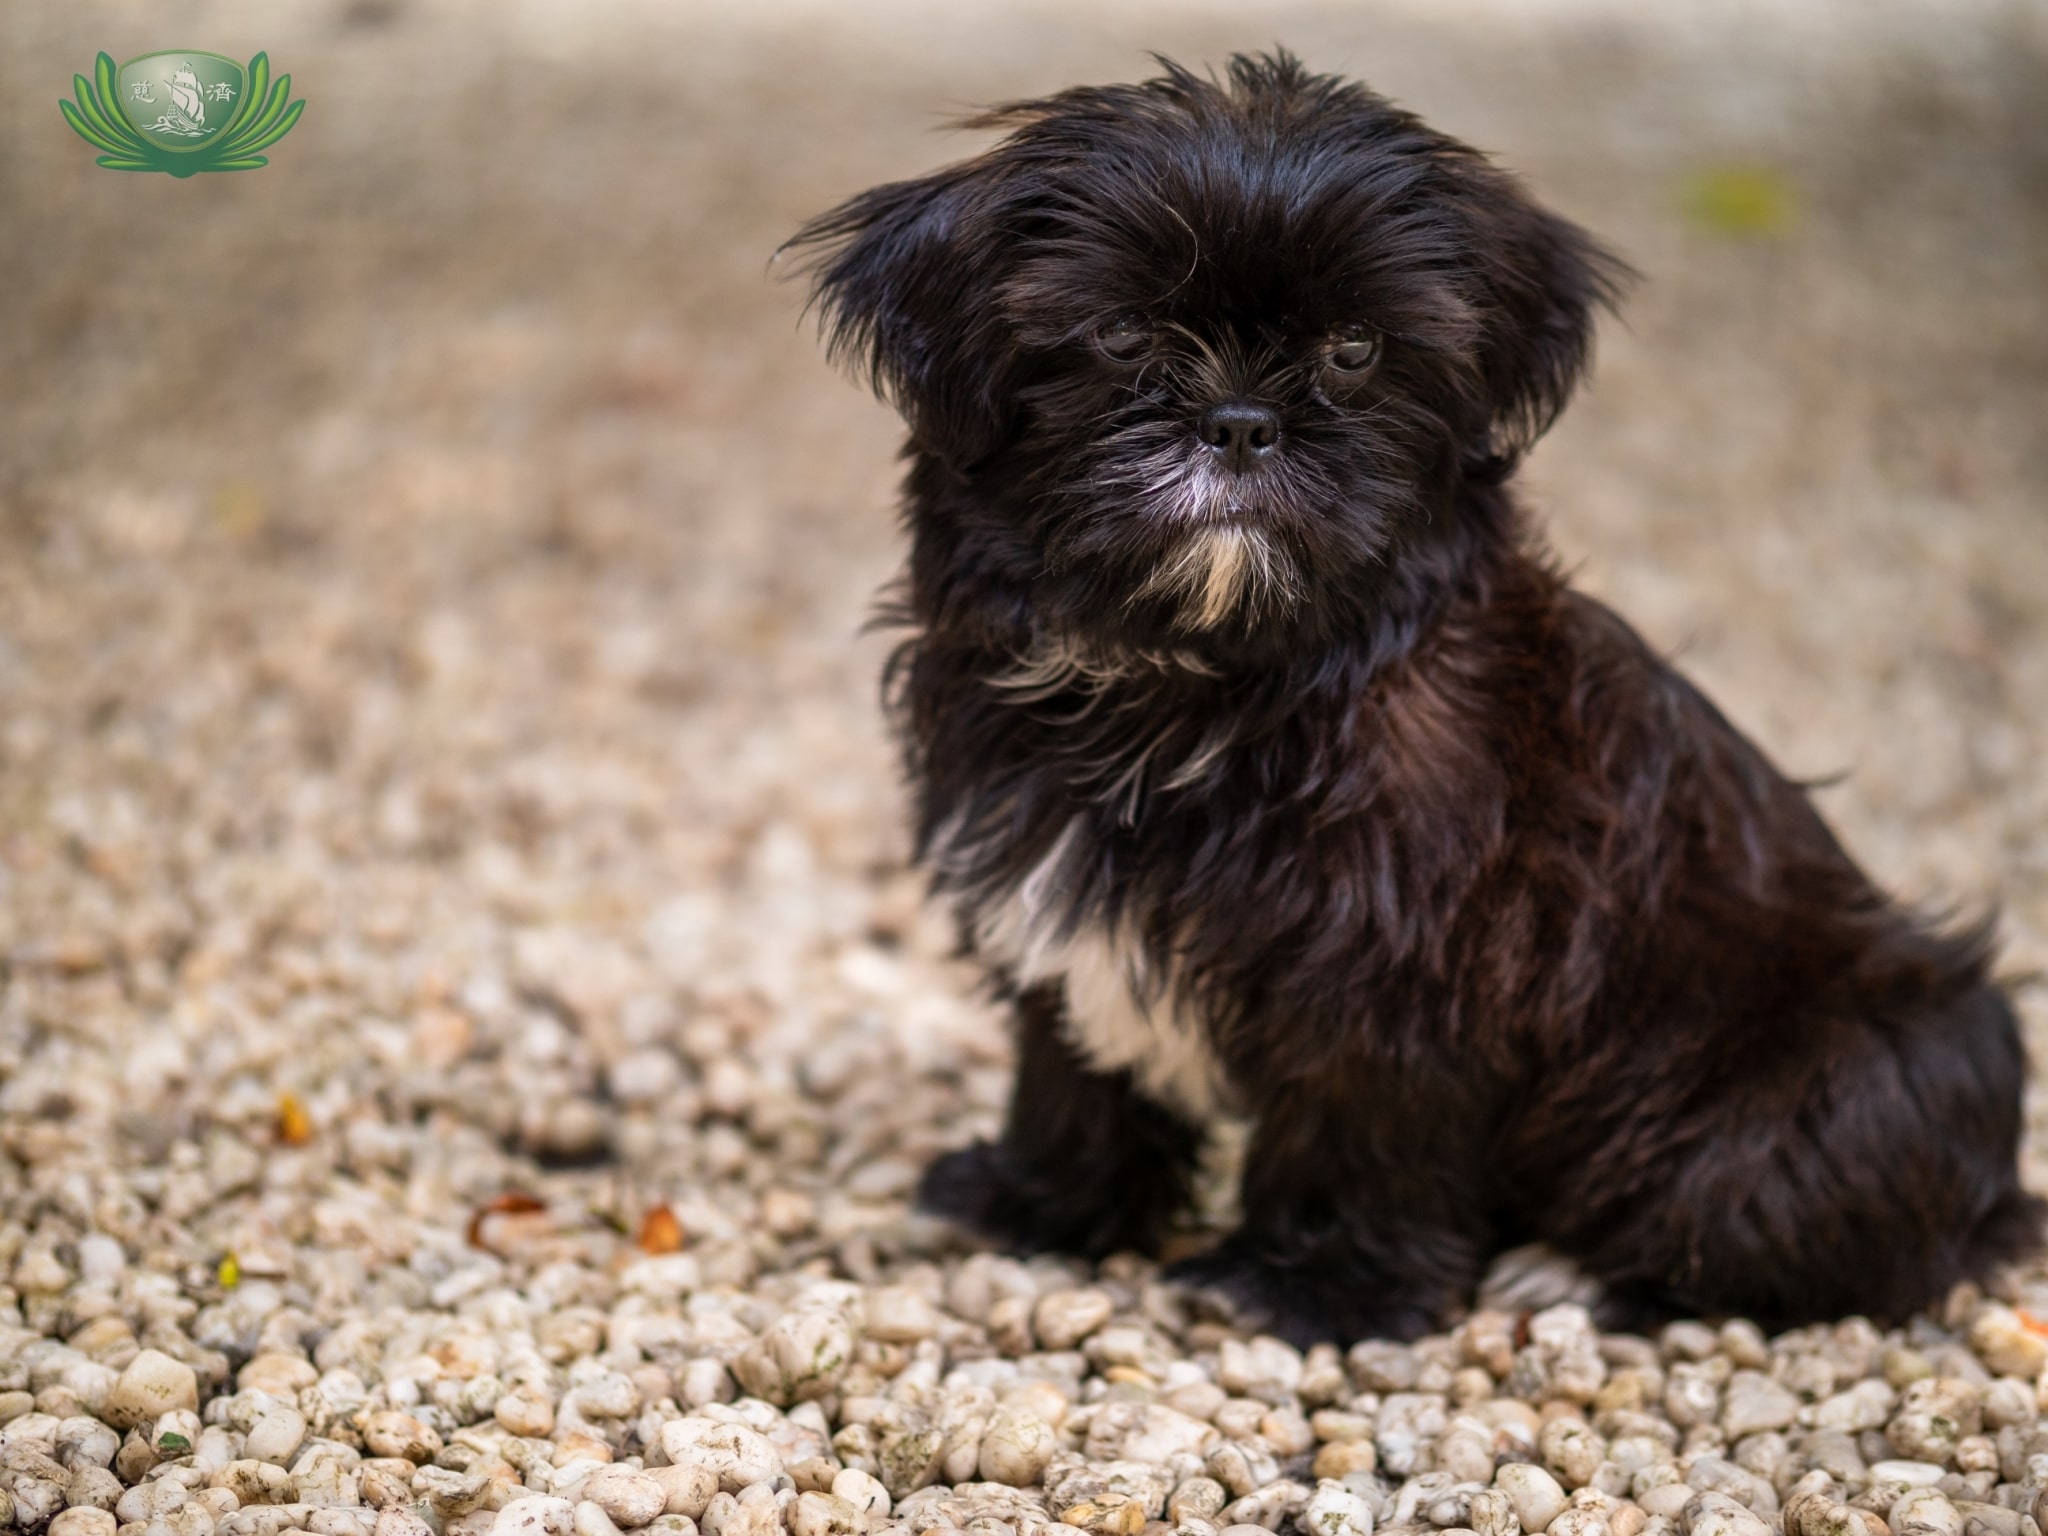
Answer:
xmin=1032 ymin=1288 xmax=1114 ymax=1350
xmin=494 ymin=1498 xmax=578 ymax=1536
xmin=660 ymin=1419 xmax=783 ymax=1494
xmin=1498 ymin=1464 xmax=1570 ymax=1535
xmin=582 ymin=1469 xmax=668 ymax=1530
xmin=102 ymin=1350 xmax=200 ymax=1429
xmin=828 ymin=1470 xmax=888 ymax=1521
xmin=1302 ymin=1479 xmax=1375 ymax=1536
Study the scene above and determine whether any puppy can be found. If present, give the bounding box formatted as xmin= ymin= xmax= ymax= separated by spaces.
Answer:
xmin=787 ymin=53 xmax=2037 ymax=1342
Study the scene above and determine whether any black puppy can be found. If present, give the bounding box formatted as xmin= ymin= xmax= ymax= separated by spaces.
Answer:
xmin=788 ymin=53 xmax=2037 ymax=1342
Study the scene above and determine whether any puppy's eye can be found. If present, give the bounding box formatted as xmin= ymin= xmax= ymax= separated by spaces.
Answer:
xmin=1093 ymin=317 xmax=1152 ymax=364
xmin=1326 ymin=326 xmax=1383 ymax=375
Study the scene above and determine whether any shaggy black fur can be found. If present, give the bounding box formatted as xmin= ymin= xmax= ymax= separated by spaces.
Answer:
xmin=785 ymin=52 xmax=2038 ymax=1343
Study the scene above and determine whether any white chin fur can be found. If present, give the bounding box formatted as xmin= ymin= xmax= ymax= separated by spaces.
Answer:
xmin=1136 ymin=523 xmax=1296 ymax=631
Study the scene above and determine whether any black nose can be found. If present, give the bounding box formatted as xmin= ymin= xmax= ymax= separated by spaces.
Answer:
xmin=1196 ymin=400 xmax=1280 ymax=471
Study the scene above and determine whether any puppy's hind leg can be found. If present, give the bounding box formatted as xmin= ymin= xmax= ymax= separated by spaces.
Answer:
xmin=1569 ymin=980 xmax=2039 ymax=1329
xmin=919 ymin=984 xmax=1204 ymax=1259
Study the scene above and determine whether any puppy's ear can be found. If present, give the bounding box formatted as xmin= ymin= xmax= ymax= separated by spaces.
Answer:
xmin=1462 ymin=179 xmax=1632 ymax=477
xmin=783 ymin=163 xmax=1015 ymax=471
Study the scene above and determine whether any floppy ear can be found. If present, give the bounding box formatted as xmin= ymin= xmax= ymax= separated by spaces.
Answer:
xmin=783 ymin=162 xmax=1016 ymax=471
xmin=1461 ymin=175 xmax=1632 ymax=477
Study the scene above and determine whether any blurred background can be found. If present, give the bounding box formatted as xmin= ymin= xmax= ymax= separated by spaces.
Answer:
xmin=1 ymin=0 xmax=2045 ymax=1271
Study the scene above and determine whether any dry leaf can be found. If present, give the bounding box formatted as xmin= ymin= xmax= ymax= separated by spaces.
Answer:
xmin=277 ymin=1092 xmax=314 ymax=1146
xmin=637 ymin=1203 xmax=685 ymax=1254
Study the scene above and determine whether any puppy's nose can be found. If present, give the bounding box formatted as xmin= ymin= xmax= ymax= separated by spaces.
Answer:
xmin=1196 ymin=400 xmax=1280 ymax=471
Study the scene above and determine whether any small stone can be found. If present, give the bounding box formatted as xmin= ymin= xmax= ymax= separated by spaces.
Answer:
xmin=1219 ymin=1338 xmax=1304 ymax=1406
xmin=296 ymin=1455 xmax=364 ymax=1508
xmin=1681 ymin=1492 xmax=1770 ymax=1536
xmin=977 ymin=1407 xmax=1056 ymax=1487
xmin=1719 ymin=1375 xmax=1800 ymax=1441
xmin=581 ymin=1469 xmax=667 ymax=1530
xmin=1301 ymin=1479 xmax=1374 ymax=1536
xmin=572 ymin=1375 xmax=640 ymax=1422
xmin=1313 ymin=1441 xmax=1379 ymax=1481
xmin=732 ymin=1306 xmax=856 ymax=1407
xmin=1349 ymin=1342 xmax=1419 ymax=1394
xmin=360 ymin=1464 xmax=416 ymax=1512
xmin=827 ymin=1471 xmax=888 ymax=1521
xmin=211 ymin=1461 xmax=296 ymax=1507
xmin=239 ymin=1358 xmax=320 ymax=1398
xmin=1890 ymin=1489 xmax=1963 ymax=1536
xmin=1682 ymin=1457 xmax=1775 ymax=1516
xmin=874 ymin=1426 xmax=943 ymax=1501
xmin=376 ymin=1513 xmax=437 ymax=1536
xmin=1498 ymin=1464 xmax=1570 ymax=1535
xmin=67 ymin=1465 xmax=124 ymax=1511
xmin=103 ymin=1351 xmax=200 ymax=1430
xmin=1966 ymin=1308 xmax=2047 ymax=1380
xmin=1867 ymin=1462 xmax=1946 ymax=1489
xmin=245 ymin=1411 xmax=308 ymax=1467
xmin=1810 ymin=1383 xmax=1897 ymax=1434
xmin=1170 ymin=1480 xmax=1230 ymax=1525
xmin=1438 ymin=1425 xmax=1497 ymax=1486
xmin=360 ymin=1413 xmax=442 ymax=1464
xmin=1034 ymin=1289 xmax=1115 ymax=1351
xmin=1057 ymin=1494 xmax=1146 ymax=1535
xmin=1470 ymin=1490 xmax=1523 ymax=1536
xmin=788 ymin=1492 xmax=865 ymax=1536
xmin=861 ymin=1288 xmax=938 ymax=1344
xmin=1887 ymin=1380 xmax=1982 ymax=1466
xmin=1782 ymin=1493 xmax=1886 ymax=1536
xmin=411 ymin=1468 xmax=493 ymax=1518
xmin=1542 ymin=1420 xmax=1610 ymax=1491
xmin=53 ymin=1510 xmax=120 ymax=1536
xmin=698 ymin=1487 xmax=782 ymax=1536
xmin=659 ymin=1421 xmax=782 ymax=1495
xmin=117 ymin=1482 xmax=190 ymax=1526
xmin=647 ymin=1467 xmax=718 ymax=1521
xmin=496 ymin=1392 xmax=556 ymax=1438
xmin=1638 ymin=1489 xmax=1694 ymax=1521
xmin=1258 ymin=1407 xmax=1315 ymax=1458
xmin=575 ymin=1502 xmax=625 ymax=1536
xmin=494 ymin=1497 xmax=577 ymax=1536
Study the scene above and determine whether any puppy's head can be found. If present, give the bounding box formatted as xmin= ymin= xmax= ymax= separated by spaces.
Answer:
xmin=788 ymin=52 xmax=1627 ymax=649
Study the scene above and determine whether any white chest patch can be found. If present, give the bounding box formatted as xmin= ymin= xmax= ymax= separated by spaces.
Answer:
xmin=964 ymin=819 xmax=1231 ymax=1121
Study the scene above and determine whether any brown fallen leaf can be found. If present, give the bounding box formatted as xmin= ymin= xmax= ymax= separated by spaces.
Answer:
xmin=637 ymin=1203 xmax=685 ymax=1254
xmin=277 ymin=1092 xmax=314 ymax=1146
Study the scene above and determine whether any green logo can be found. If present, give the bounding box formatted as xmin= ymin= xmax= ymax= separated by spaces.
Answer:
xmin=60 ymin=50 xmax=304 ymax=176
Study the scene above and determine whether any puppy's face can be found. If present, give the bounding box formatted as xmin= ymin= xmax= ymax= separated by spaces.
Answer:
xmin=791 ymin=54 xmax=1623 ymax=650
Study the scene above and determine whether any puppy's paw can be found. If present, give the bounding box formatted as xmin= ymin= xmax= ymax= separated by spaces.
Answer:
xmin=917 ymin=1140 xmax=1172 ymax=1259
xmin=916 ymin=1141 xmax=1015 ymax=1235
xmin=1166 ymin=1238 xmax=1435 ymax=1346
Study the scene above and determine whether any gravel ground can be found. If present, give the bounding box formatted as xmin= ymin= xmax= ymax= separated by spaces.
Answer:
xmin=2 ymin=6 xmax=2047 ymax=1536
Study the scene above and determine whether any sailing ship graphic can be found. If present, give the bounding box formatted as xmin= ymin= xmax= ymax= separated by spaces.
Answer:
xmin=145 ymin=63 xmax=209 ymax=137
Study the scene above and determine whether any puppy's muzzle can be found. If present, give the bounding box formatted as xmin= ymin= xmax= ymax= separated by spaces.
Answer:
xmin=1196 ymin=399 xmax=1280 ymax=474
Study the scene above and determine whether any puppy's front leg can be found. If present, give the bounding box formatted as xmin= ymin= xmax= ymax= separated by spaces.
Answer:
xmin=918 ymin=983 xmax=1203 ymax=1258
xmin=1171 ymin=1081 xmax=1489 ymax=1345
